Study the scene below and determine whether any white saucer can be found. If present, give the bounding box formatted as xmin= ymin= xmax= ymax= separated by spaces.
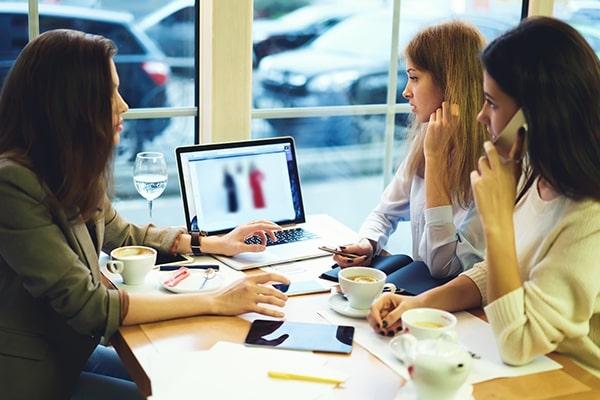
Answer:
xmin=328 ymin=293 xmax=369 ymax=319
xmin=395 ymin=380 xmax=474 ymax=400
xmin=158 ymin=270 xmax=224 ymax=294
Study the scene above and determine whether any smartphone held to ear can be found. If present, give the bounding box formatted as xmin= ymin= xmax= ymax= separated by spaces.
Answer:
xmin=494 ymin=108 xmax=528 ymax=153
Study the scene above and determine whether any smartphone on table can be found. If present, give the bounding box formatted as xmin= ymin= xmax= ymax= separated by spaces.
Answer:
xmin=155 ymin=252 xmax=193 ymax=266
xmin=272 ymin=280 xmax=330 ymax=296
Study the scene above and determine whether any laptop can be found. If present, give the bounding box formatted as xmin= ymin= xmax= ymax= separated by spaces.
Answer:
xmin=176 ymin=137 xmax=330 ymax=270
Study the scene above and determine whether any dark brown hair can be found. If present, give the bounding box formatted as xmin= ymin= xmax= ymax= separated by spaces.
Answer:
xmin=482 ymin=17 xmax=600 ymax=201
xmin=0 ymin=29 xmax=117 ymax=221
xmin=403 ymin=21 xmax=488 ymax=208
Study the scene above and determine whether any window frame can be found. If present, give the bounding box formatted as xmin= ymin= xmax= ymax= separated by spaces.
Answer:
xmin=21 ymin=0 xmax=553 ymax=166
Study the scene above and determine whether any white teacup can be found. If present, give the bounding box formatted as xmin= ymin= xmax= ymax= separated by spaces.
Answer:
xmin=401 ymin=308 xmax=457 ymax=340
xmin=390 ymin=333 xmax=472 ymax=400
xmin=338 ymin=267 xmax=396 ymax=310
xmin=106 ymin=246 xmax=157 ymax=285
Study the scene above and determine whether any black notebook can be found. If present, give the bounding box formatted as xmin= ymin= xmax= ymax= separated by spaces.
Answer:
xmin=319 ymin=255 xmax=455 ymax=296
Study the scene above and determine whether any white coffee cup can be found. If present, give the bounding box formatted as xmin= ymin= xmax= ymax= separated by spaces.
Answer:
xmin=390 ymin=333 xmax=472 ymax=400
xmin=106 ymin=245 xmax=157 ymax=285
xmin=401 ymin=308 xmax=457 ymax=340
xmin=338 ymin=267 xmax=396 ymax=310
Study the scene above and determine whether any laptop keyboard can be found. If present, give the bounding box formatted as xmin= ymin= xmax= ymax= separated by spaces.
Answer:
xmin=244 ymin=227 xmax=319 ymax=247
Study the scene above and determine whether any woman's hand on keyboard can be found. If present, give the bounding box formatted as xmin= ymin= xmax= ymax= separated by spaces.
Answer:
xmin=333 ymin=238 xmax=374 ymax=268
xmin=210 ymin=220 xmax=282 ymax=256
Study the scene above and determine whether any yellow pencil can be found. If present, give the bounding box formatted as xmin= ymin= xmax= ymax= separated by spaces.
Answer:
xmin=267 ymin=371 xmax=345 ymax=385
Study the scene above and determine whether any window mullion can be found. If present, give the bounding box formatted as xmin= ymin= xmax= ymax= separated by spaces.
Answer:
xmin=383 ymin=0 xmax=402 ymax=188
xmin=28 ymin=0 xmax=39 ymax=40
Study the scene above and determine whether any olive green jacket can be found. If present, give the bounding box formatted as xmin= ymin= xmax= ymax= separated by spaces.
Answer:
xmin=0 ymin=158 xmax=183 ymax=399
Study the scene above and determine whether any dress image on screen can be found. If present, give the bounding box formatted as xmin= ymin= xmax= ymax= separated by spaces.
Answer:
xmin=244 ymin=320 xmax=354 ymax=354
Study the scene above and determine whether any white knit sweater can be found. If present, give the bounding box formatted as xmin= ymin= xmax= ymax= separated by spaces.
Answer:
xmin=463 ymin=181 xmax=600 ymax=376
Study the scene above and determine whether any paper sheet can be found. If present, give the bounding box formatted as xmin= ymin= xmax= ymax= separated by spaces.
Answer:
xmin=318 ymin=307 xmax=562 ymax=384
xmin=147 ymin=341 xmax=346 ymax=400
xmin=454 ymin=311 xmax=562 ymax=382
xmin=261 ymin=256 xmax=337 ymax=286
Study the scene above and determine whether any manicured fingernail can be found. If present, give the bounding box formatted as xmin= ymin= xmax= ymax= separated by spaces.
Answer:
xmin=387 ymin=331 xmax=395 ymax=337
xmin=379 ymin=330 xmax=385 ymax=336
xmin=396 ymin=327 xmax=403 ymax=333
xmin=382 ymin=320 xmax=388 ymax=328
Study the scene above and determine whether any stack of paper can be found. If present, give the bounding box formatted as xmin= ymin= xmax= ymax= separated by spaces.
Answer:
xmin=147 ymin=341 xmax=348 ymax=400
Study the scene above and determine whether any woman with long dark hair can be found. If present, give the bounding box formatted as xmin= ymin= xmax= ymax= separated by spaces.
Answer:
xmin=0 ymin=30 xmax=289 ymax=399
xmin=368 ymin=17 xmax=600 ymax=376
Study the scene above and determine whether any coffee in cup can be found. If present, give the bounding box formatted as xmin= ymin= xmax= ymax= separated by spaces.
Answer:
xmin=106 ymin=245 xmax=157 ymax=285
xmin=348 ymin=275 xmax=378 ymax=283
xmin=401 ymin=308 xmax=457 ymax=340
xmin=338 ymin=267 xmax=396 ymax=310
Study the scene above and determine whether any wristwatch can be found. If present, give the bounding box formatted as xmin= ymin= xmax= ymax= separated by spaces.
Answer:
xmin=190 ymin=230 xmax=208 ymax=256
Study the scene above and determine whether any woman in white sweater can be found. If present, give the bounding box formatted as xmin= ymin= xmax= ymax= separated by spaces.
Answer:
xmin=333 ymin=22 xmax=488 ymax=278
xmin=368 ymin=17 xmax=600 ymax=375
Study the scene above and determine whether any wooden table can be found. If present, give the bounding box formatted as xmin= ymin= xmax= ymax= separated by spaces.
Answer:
xmin=108 ymin=216 xmax=600 ymax=399
xmin=112 ymin=289 xmax=600 ymax=399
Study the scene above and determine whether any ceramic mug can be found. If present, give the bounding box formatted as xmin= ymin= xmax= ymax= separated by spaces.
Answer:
xmin=338 ymin=267 xmax=396 ymax=310
xmin=106 ymin=245 xmax=157 ymax=285
xmin=390 ymin=333 xmax=472 ymax=400
xmin=401 ymin=308 xmax=458 ymax=340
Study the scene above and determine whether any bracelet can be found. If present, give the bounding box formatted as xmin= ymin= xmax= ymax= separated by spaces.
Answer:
xmin=190 ymin=230 xmax=208 ymax=256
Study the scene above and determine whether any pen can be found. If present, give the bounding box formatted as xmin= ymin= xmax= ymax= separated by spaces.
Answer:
xmin=267 ymin=371 xmax=345 ymax=385
xmin=159 ymin=264 xmax=220 ymax=271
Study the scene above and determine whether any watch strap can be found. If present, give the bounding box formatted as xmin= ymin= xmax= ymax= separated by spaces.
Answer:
xmin=190 ymin=230 xmax=207 ymax=256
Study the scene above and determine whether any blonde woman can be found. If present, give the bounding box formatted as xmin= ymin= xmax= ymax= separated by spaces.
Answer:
xmin=334 ymin=21 xmax=488 ymax=278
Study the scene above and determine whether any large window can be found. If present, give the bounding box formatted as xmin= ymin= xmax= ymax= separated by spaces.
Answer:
xmin=0 ymin=0 xmax=198 ymax=225
xmin=6 ymin=1 xmax=593 ymax=238
xmin=553 ymin=0 xmax=600 ymax=55
xmin=251 ymin=0 xmax=523 ymax=243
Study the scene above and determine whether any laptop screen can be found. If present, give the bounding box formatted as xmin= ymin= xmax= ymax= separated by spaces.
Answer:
xmin=176 ymin=137 xmax=306 ymax=235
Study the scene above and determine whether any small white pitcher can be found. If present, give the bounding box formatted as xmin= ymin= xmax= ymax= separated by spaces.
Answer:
xmin=390 ymin=333 xmax=472 ymax=400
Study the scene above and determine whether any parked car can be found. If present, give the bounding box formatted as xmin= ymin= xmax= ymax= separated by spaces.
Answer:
xmin=137 ymin=0 xmax=195 ymax=75
xmin=0 ymin=2 xmax=171 ymax=160
xmin=570 ymin=22 xmax=600 ymax=56
xmin=253 ymin=4 xmax=364 ymax=68
xmin=253 ymin=8 xmax=514 ymax=147
xmin=565 ymin=0 xmax=600 ymax=25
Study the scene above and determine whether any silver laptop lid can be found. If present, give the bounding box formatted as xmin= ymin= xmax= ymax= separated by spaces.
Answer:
xmin=176 ymin=137 xmax=306 ymax=235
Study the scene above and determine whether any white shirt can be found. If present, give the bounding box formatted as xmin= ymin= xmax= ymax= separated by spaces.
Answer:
xmin=359 ymin=160 xmax=484 ymax=278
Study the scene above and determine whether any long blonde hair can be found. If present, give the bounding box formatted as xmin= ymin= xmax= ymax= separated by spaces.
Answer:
xmin=403 ymin=21 xmax=487 ymax=208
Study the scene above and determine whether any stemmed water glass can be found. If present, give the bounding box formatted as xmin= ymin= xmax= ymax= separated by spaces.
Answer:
xmin=133 ymin=152 xmax=168 ymax=220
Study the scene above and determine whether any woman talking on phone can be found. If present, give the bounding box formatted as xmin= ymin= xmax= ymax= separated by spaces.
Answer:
xmin=369 ymin=17 xmax=600 ymax=375
xmin=0 ymin=30 xmax=289 ymax=399
xmin=333 ymin=21 xmax=487 ymax=278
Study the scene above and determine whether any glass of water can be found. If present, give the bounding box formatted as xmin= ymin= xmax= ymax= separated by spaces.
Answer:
xmin=133 ymin=152 xmax=168 ymax=220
